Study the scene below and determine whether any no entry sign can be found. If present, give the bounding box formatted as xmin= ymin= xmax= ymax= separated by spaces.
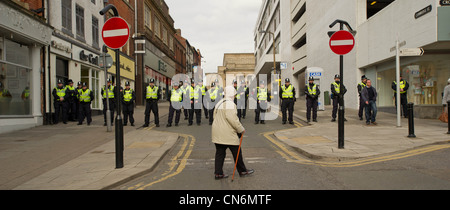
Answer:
xmin=102 ymin=17 xmax=130 ymax=49
xmin=329 ymin=30 xmax=355 ymax=55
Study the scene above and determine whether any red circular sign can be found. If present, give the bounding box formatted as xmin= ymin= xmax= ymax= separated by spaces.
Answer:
xmin=102 ymin=17 xmax=130 ymax=49
xmin=329 ymin=30 xmax=355 ymax=55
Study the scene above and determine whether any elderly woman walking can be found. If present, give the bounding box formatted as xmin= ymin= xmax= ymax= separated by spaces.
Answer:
xmin=212 ymin=86 xmax=254 ymax=179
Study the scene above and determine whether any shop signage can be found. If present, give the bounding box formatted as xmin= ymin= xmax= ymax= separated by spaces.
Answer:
xmin=51 ymin=41 xmax=72 ymax=54
xmin=158 ymin=60 xmax=168 ymax=72
xmin=79 ymin=50 xmax=99 ymax=66
xmin=440 ymin=0 xmax=450 ymax=6
xmin=415 ymin=5 xmax=432 ymax=19
xmin=400 ymin=48 xmax=424 ymax=57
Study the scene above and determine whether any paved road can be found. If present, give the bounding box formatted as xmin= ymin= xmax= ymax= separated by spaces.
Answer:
xmin=116 ymin=109 xmax=450 ymax=190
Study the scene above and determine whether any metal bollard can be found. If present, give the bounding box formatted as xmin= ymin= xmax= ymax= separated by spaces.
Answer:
xmin=407 ymin=103 xmax=416 ymax=138
xmin=447 ymin=100 xmax=450 ymax=135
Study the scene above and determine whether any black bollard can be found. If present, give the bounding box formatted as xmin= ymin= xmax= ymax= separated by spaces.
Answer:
xmin=447 ymin=100 xmax=450 ymax=135
xmin=407 ymin=103 xmax=416 ymax=138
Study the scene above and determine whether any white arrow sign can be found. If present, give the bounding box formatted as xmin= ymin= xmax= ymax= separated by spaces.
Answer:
xmin=400 ymin=48 xmax=424 ymax=57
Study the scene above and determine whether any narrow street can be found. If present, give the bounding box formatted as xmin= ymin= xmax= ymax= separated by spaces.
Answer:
xmin=116 ymin=109 xmax=450 ymax=190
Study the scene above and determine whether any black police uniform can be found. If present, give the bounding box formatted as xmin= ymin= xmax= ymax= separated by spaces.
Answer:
xmin=78 ymin=83 xmax=94 ymax=125
xmin=144 ymin=79 xmax=160 ymax=127
xmin=123 ymin=82 xmax=136 ymax=126
xmin=52 ymin=81 xmax=69 ymax=124
xmin=305 ymin=77 xmax=321 ymax=122
xmin=331 ymin=75 xmax=347 ymax=121
xmin=280 ymin=78 xmax=296 ymax=124
xmin=101 ymin=80 xmax=116 ymax=126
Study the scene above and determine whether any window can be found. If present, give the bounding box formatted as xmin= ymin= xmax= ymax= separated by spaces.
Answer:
xmin=61 ymin=0 xmax=72 ymax=33
xmin=81 ymin=67 xmax=100 ymax=109
xmin=92 ymin=16 xmax=99 ymax=47
xmin=169 ymin=36 xmax=174 ymax=51
xmin=56 ymin=57 xmax=69 ymax=85
xmin=367 ymin=0 xmax=395 ymax=19
xmin=154 ymin=17 xmax=160 ymax=38
xmin=0 ymin=38 xmax=32 ymax=116
xmin=75 ymin=4 xmax=85 ymax=39
xmin=162 ymin=27 xmax=168 ymax=45
xmin=91 ymin=0 xmax=95 ymax=4
xmin=144 ymin=5 xmax=152 ymax=30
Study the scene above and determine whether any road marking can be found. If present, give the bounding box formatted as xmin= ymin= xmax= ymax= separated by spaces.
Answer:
xmin=264 ymin=131 xmax=450 ymax=168
xmin=127 ymin=133 xmax=196 ymax=190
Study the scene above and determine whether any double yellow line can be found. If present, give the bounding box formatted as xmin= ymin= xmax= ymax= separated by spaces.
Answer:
xmin=128 ymin=132 xmax=196 ymax=190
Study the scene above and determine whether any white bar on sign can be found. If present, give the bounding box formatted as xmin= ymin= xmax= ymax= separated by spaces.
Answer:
xmin=103 ymin=29 xmax=128 ymax=38
xmin=330 ymin=40 xmax=354 ymax=46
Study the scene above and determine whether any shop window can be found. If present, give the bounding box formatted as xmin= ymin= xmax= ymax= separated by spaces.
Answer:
xmin=376 ymin=55 xmax=450 ymax=107
xmin=55 ymin=58 xmax=69 ymax=85
xmin=0 ymin=38 xmax=32 ymax=116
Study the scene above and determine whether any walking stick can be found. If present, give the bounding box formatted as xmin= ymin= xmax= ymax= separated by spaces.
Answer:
xmin=232 ymin=131 xmax=245 ymax=182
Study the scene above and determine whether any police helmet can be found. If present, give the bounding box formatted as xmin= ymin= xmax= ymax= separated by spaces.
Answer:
xmin=150 ymin=79 xmax=155 ymax=83
xmin=77 ymin=81 xmax=82 ymax=86
xmin=82 ymin=82 xmax=87 ymax=87
xmin=57 ymin=79 xmax=63 ymax=84
xmin=285 ymin=78 xmax=291 ymax=83
xmin=211 ymin=82 xmax=216 ymax=87
xmin=125 ymin=81 xmax=130 ymax=86
xmin=308 ymin=77 xmax=315 ymax=81
xmin=335 ymin=74 xmax=340 ymax=79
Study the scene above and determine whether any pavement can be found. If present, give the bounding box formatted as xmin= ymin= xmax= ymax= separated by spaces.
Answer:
xmin=278 ymin=98 xmax=450 ymax=162
xmin=2 ymin=99 xmax=450 ymax=190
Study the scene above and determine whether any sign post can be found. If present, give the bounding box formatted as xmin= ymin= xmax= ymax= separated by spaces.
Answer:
xmin=100 ymin=5 xmax=130 ymax=169
xmin=329 ymin=20 xmax=356 ymax=149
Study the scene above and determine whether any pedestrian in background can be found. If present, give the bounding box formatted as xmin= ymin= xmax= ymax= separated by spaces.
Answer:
xmin=439 ymin=78 xmax=450 ymax=123
xmin=361 ymin=79 xmax=378 ymax=125
xmin=358 ymin=75 xmax=368 ymax=121
xmin=212 ymin=86 xmax=254 ymax=180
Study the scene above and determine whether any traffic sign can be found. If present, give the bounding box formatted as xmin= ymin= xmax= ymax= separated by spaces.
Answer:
xmin=329 ymin=30 xmax=355 ymax=55
xmin=400 ymin=48 xmax=424 ymax=57
xmin=102 ymin=17 xmax=130 ymax=49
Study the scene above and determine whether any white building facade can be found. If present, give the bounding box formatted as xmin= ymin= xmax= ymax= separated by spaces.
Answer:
xmin=255 ymin=0 xmax=450 ymax=117
xmin=46 ymin=0 xmax=106 ymax=117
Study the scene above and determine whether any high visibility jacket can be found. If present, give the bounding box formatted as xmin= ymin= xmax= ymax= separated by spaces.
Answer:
xmin=189 ymin=86 xmax=194 ymax=99
xmin=394 ymin=81 xmax=407 ymax=94
xmin=201 ymin=85 xmax=206 ymax=96
xmin=308 ymin=84 xmax=317 ymax=96
xmin=257 ymin=87 xmax=268 ymax=101
xmin=281 ymin=85 xmax=294 ymax=99
xmin=171 ymin=89 xmax=182 ymax=102
xmin=123 ymin=89 xmax=134 ymax=102
xmin=194 ymin=85 xmax=202 ymax=100
xmin=332 ymin=82 xmax=341 ymax=94
xmin=79 ymin=89 xmax=92 ymax=103
xmin=208 ymin=88 xmax=219 ymax=100
xmin=102 ymin=86 xmax=115 ymax=99
xmin=236 ymin=87 xmax=247 ymax=100
xmin=146 ymin=86 xmax=158 ymax=99
xmin=55 ymin=87 xmax=67 ymax=101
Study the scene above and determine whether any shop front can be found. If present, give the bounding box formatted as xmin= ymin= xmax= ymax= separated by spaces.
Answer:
xmin=0 ymin=1 xmax=52 ymax=133
xmin=367 ymin=54 xmax=450 ymax=118
xmin=106 ymin=49 xmax=135 ymax=92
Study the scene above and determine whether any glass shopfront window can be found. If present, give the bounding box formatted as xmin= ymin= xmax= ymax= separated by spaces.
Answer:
xmin=376 ymin=55 xmax=450 ymax=107
xmin=0 ymin=38 xmax=32 ymax=116
xmin=81 ymin=66 xmax=100 ymax=109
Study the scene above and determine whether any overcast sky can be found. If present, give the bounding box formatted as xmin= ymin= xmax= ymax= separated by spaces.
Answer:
xmin=165 ymin=0 xmax=262 ymax=74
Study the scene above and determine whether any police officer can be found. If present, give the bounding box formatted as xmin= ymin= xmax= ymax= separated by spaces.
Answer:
xmin=236 ymin=80 xmax=249 ymax=121
xmin=331 ymin=74 xmax=347 ymax=122
xmin=197 ymin=80 xmax=208 ymax=119
xmin=123 ymin=82 xmax=136 ymax=126
xmin=77 ymin=82 xmax=94 ymax=126
xmin=181 ymin=79 xmax=190 ymax=120
xmin=66 ymin=80 xmax=78 ymax=121
xmin=76 ymin=81 xmax=83 ymax=120
xmin=144 ymin=79 xmax=160 ymax=127
xmin=358 ymin=75 xmax=368 ymax=121
xmin=193 ymin=79 xmax=203 ymax=125
xmin=392 ymin=75 xmax=410 ymax=118
xmin=101 ymin=79 xmax=115 ymax=126
xmin=167 ymin=82 xmax=183 ymax=127
xmin=305 ymin=77 xmax=321 ymax=123
xmin=52 ymin=79 xmax=69 ymax=124
xmin=207 ymin=82 xmax=221 ymax=125
xmin=255 ymin=81 xmax=270 ymax=124
xmin=280 ymin=78 xmax=296 ymax=124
